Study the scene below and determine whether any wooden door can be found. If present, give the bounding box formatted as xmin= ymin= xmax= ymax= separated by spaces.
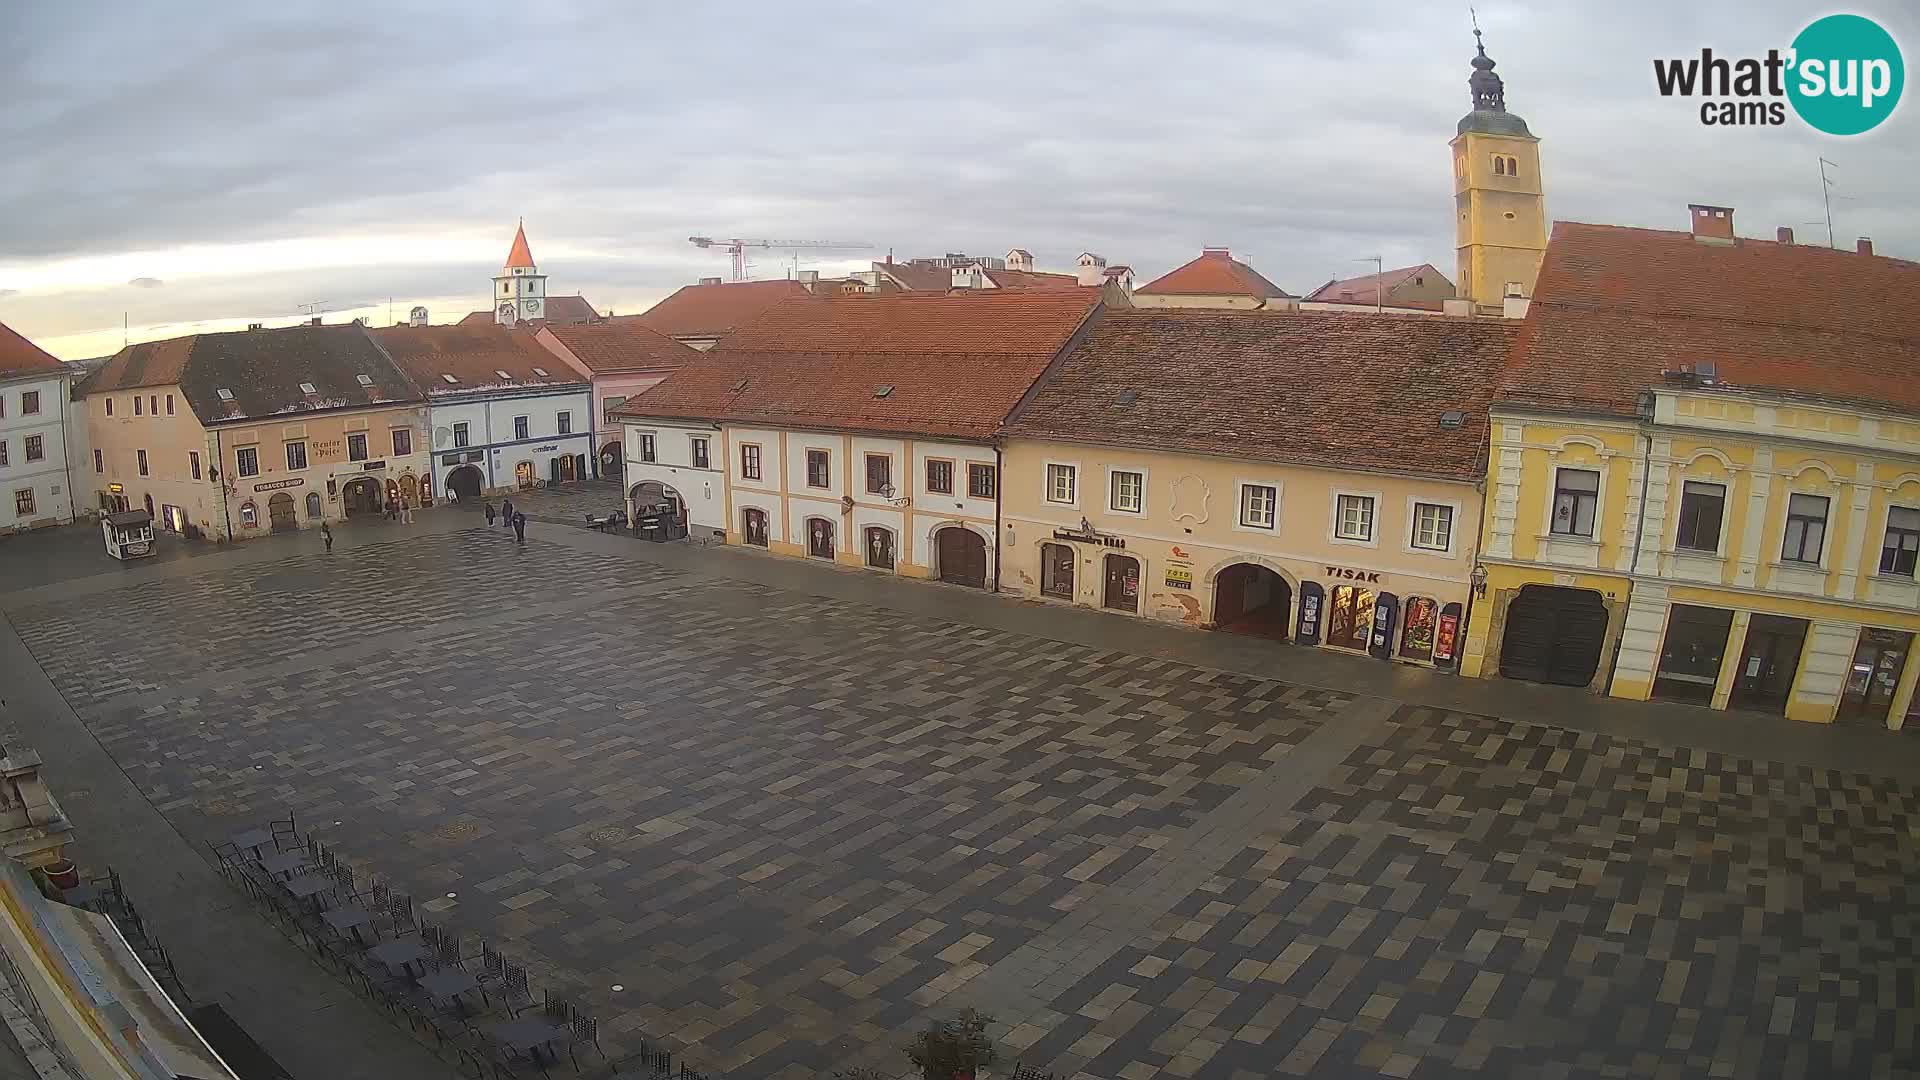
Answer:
xmin=807 ymin=518 xmax=835 ymax=559
xmin=865 ymin=527 xmax=895 ymax=569
xmin=937 ymin=528 xmax=987 ymax=588
xmin=268 ymin=492 xmax=297 ymax=532
xmin=1103 ymin=554 xmax=1139 ymax=612
xmin=743 ymin=508 xmax=768 ymax=547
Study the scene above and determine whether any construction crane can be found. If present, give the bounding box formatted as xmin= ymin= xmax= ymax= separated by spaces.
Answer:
xmin=688 ymin=236 xmax=873 ymax=282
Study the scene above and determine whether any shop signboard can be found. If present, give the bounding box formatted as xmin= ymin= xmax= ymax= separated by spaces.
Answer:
xmin=253 ymin=478 xmax=305 ymax=493
xmin=1165 ymin=565 xmax=1193 ymax=590
xmin=1435 ymin=613 xmax=1460 ymax=662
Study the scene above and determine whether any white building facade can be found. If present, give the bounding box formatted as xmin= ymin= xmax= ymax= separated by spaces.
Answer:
xmin=430 ymin=386 xmax=595 ymax=498
xmin=0 ymin=368 xmax=76 ymax=533
xmin=621 ymin=419 xmax=726 ymax=535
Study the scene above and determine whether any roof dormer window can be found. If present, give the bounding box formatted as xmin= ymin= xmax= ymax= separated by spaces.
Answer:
xmin=299 ymin=382 xmax=317 ymax=394
xmin=495 ymin=369 xmax=512 ymax=380
xmin=356 ymin=374 xmax=373 ymax=386
xmin=216 ymin=388 xmax=234 ymax=401
xmin=532 ymin=367 xmax=549 ymax=377
xmin=441 ymin=374 xmax=459 ymax=385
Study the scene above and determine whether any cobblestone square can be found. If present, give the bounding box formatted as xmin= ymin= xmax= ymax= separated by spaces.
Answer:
xmin=5 ymin=524 xmax=1916 ymax=1079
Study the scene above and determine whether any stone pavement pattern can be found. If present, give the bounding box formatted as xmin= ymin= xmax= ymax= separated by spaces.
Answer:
xmin=4 ymin=521 xmax=1917 ymax=1079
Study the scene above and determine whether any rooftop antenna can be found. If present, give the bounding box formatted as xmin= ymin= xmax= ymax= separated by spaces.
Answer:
xmin=1358 ymin=255 xmax=1384 ymax=314
xmin=298 ymin=300 xmax=331 ymax=317
xmin=1819 ymin=157 xmax=1838 ymax=248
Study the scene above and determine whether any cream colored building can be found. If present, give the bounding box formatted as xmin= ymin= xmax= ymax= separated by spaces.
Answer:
xmin=78 ymin=323 xmax=430 ymax=539
xmin=1130 ymin=248 xmax=1295 ymax=310
xmin=1001 ymin=308 xmax=1515 ymax=666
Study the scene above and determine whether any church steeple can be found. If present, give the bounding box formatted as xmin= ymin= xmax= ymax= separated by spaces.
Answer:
xmin=493 ymin=219 xmax=547 ymax=326
xmin=1468 ymin=28 xmax=1506 ymax=113
xmin=1449 ymin=21 xmax=1547 ymax=313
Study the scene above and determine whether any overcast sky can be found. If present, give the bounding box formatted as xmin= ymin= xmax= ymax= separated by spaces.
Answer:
xmin=2 ymin=1 xmax=1914 ymax=359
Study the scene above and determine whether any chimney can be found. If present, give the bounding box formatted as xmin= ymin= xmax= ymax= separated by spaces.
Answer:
xmin=247 ymin=323 xmax=264 ymax=331
xmin=699 ymin=276 xmax=723 ymax=286
xmin=1858 ymin=237 xmax=1874 ymax=256
xmin=1688 ymin=204 xmax=1736 ymax=244
xmin=308 ymin=316 xmax=323 ymax=326
xmin=797 ymin=270 xmax=819 ymax=285
xmin=1776 ymin=226 xmax=1794 ymax=245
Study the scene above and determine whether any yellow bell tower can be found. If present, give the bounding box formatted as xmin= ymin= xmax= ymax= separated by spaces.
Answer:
xmin=1451 ymin=28 xmax=1547 ymax=313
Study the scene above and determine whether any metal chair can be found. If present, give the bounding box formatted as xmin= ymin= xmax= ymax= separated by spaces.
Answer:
xmin=480 ymin=941 xmax=506 ymax=984
xmin=270 ymin=812 xmax=300 ymax=852
xmin=540 ymin=990 xmax=572 ymax=1027
xmin=387 ymin=894 xmax=415 ymax=936
xmin=437 ymin=933 xmax=464 ymax=971
xmin=499 ymin=963 xmax=533 ymax=1016
xmin=566 ymin=1011 xmax=603 ymax=1069
xmin=210 ymin=840 xmax=246 ymax=881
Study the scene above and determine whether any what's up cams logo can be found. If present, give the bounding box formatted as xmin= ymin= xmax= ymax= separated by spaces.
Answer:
xmin=1654 ymin=13 xmax=1904 ymax=134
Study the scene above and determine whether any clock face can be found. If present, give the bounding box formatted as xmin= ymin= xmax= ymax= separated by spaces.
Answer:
xmin=521 ymin=299 xmax=540 ymax=312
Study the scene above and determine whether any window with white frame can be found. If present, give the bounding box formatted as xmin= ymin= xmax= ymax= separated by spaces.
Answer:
xmin=638 ymin=433 xmax=656 ymax=462
xmin=740 ymin=443 xmax=762 ymax=480
xmin=690 ymin=437 xmax=710 ymax=469
xmin=24 ymin=436 xmax=43 ymax=463
xmin=1781 ymin=493 xmax=1829 ymax=565
xmin=1335 ymin=494 xmax=1375 ymax=541
xmin=236 ymin=446 xmax=259 ymax=478
xmin=1045 ymin=463 xmax=1076 ymax=504
xmin=285 ymin=441 xmax=308 ymax=471
xmin=348 ymin=433 xmax=368 ymax=462
xmin=1881 ymin=506 xmax=1920 ymax=578
xmin=1109 ymin=470 xmax=1144 ymax=513
xmin=1411 ymin=503 xmax=1453 ymax=551
xmin=1240 ymin=484 xmax=1277 ymax=529
xmin=1550 ymin=468 xmax=1600 ymax=537
xmin=513 ymin=415 xmax=530 ymax=440
xmin=452 ymin=422 xmax=471 ymax=448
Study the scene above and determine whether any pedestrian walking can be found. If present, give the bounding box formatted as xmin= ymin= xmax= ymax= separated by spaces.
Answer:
xmin=484 ymin=500 xmax=496 ymax=527
xmin=512 ymin=511 xmax=526 ymax=543
xmin=399 ymin=497 xmax=414 ymax=525
xmin=384 ymin=496 xmax=396 ymax=521
xmin=320 ymin=521 xmax=333 ymax=552
xmin=502 ymin=497 xmax=515 ymax=524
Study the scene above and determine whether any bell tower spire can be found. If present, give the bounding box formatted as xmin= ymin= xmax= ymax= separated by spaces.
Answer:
xmin=493 ymin=219 xmax=546 ymax=326
xmin=1449 ymin=19 xmax=1547 ymax=314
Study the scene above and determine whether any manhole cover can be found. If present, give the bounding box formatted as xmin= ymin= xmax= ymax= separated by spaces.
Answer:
xmin=200 ymin=798 xmax=245 ymax=816
xmin=433 ymin=821 xmax=481 ymax=841
xmin=587 ymin=827 xmax=628 ymax=844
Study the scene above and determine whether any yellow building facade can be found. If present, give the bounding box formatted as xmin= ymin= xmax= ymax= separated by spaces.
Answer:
xmin=1464 ymin=390 xmax=1920 ymax=729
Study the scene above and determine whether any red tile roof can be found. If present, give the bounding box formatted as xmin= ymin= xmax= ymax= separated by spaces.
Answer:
xmin=1305 ymin=264 xmax=1447 ymax=304
xmin=1136 ymin=249 xmax=1293 ymax=299
xmin=1004 ymin=309 xmax=1516 ymax=481
xmin=459 ymin=295 xmax=600 ymax=327
xmin=1500 ymin=222 xmax=1920 ymax=418
xmin=634 ymin=280 xmax=809 ymax=340
xmin=873 ymin=262 xmax=956 ymax=292
xmin=504 ymin=222 xmax=535 ymax=269
xmin=0 ymin=320 xmax=64 ymax=377
xmin=983 ymin=268 xmax=1085 ymax=290
xmin=539 ymin=320 xmax=701 ymax=375
xmin=619 ymin=291 xmax=1102 ymax=441
xmin=370 ymin=323 xmax=585 ymax=395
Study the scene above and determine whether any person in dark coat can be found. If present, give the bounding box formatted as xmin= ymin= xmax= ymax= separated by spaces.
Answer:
xmin=483 ymin=501 xmax=496 ymax=527
xmin=320 ymin=521 xmax=333 ymax=552
xmin=512 ymin=511 xmax=527 ymax=543
xmin=502 ymin=497 xmax=515 ymax=524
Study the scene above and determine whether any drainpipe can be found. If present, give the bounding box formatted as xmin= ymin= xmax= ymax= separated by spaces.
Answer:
xmin=214 ymin=428 xmax=233 ymax=541
xmin=1604 ymin=395 xmax=1657 ymax=695
xmin=992 ymin=444 xmax=1004 ymax=592
xmin=1457 ymin=475 xmax=1489 ymax=675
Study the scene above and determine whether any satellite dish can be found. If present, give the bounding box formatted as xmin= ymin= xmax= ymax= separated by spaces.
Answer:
xmin=433 ymin=426 xmax=452 ymax=449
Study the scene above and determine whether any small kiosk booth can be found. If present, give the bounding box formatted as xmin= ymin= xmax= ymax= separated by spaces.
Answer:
xmin=102 ymin=509 xmax=156 ymax=560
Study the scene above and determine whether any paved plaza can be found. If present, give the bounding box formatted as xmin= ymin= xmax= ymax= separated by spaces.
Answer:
xmin=3 ymin=511 xmax=1918 ymax=1079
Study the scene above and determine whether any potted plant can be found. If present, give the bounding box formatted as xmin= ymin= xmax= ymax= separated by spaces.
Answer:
xmin=905 ymin=1009 xmax=996 ymax=1080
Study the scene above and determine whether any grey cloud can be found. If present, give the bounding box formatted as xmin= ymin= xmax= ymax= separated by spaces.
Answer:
xmin=127 ymin=277 xmax=163 ymax=288
xmin=3 ymin=0 xmax=1917 ymax=346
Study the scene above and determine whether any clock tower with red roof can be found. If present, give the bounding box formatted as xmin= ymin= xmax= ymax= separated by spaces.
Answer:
xmin=493 ymin=220 xmax=547 ymax=325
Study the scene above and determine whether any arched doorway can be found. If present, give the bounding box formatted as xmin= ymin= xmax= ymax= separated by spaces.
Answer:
xmin=936 ymin=527 xmax=987 ymax=588
xmin=1103 ymin=553 xmax=1140 ymax=612
xmin=514 ymin=461 xmax=534 ymax=489
xmin=398 ymin=474 xmax=418 ymax=507
xmin=556 ymin=455 xmax=577 ymax=483
xmin=630 ymin=481 xmax=683 ymax=523
xmin=600 ymin=443 xmax=623 ymax=481
xmin=865 ymin=526 xmax=896 ymax=570
xmin=343 ymin=477 xmax=383 ymax=516
xmin=305 ymin=492 xmax=322 ymax=520
xmin=742 ymin=507 xmax=769 ymax=547
xmin=268 ymin=492 xmax=297 ymax=532
xmin=805 ymin=517 xmax=836 ymax=559
xmin=1499 ymin=585 xmax=1608 ymax=687
xmin=1213 ymin=563 xmax=1293 ymax=640
xmin=446 ymin=465 xmax=483 ymax=501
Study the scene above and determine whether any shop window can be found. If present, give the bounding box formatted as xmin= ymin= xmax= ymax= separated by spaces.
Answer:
xmin=240 ymin=501 xmax=258 ymax=528
xmin=638 ymin=433 xmax=656 ymax=462
xmin=236 ymin=446 xmax=259 ymax=478
xmin=1879 ymin=506 xmax=1920 ymax=577
xmin=1109 ymin=470 xmax=1144 ymax=514
xmin=1326 ymin=585 xmax=1375 ymax=651
xmin=741 ymin=444 xmax=762 ymax=480
xmin=1399 ymin=596 xmax=1438 ymax=661
xmin=806 ymin=449 xmax=831 ymax=488
xmin=1781 ymin=493 xmax=1828 ymax=564
xmin=1674 ymin=481 xmax=1726 ymax=552
xmin=348 ymin=433 xmax=368 ymax=462
xmin=1550 ymin=468 xmax=1600 ymax=537
xmin=392 ymin=428 xmax=412 ymax=456
xmin=285 ymin=440 xmax=308 ymax=471
xmin=1041 ymin=542 xmax=1075 ymax=600
xmin=453 ymin=423 xmax=471 ymax=448
xmin=968 ymin=462 xmax=996 ymax=499
xmin=865 ymin=453 xmax=892 ymax=495
xmin=137 ymin=449 xmax=148 ymax=476
xmin=1335 ymin=494 xmax=1375 ymax=541
xmin=691 ymin=437 xmax=710 ymax=469
xmin=926 ymin=458 xmax=953 ymax=495
xmin=1240 ymin=484 xmax=1277 ymax=529
xmin=1046 ymin=463 xmax=1077 ymax=505
xmin=1651 ymin=605 xmax=1734 ymax=705
xmin=864 ymin=526 xmax=895 ymax=569
xmin=1411 ymin=503 xmax=1453 ymax=551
